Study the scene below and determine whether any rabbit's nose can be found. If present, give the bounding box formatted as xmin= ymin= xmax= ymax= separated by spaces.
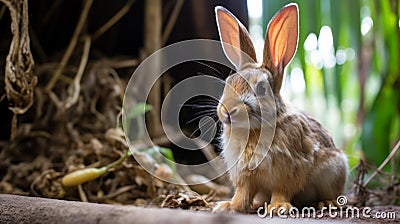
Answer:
xmin=229 ymin=107 xmax=238 ymax=116
xmin=220 ymin=105 xmax=231 ymax=124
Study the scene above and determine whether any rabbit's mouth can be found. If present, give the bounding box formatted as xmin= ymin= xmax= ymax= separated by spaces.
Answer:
xmin=217 ymin=102 xmax=262 ymax=129
xmin=220 ymin=113 xmax=231 ymax=125
xmin=218 ymin=107 xmax=248 ymax=127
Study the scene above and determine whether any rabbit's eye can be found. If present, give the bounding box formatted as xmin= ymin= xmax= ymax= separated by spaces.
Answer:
xmin=256 ymin=81 xmax=266 ymax=96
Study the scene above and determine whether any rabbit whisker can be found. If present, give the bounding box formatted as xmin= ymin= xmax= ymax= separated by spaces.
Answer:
xmin=186 ymin=111 xmax=217 ymax=124
xmin=196 ymin=71 xmax=227 ymax=85
xmin=188 ymin=115 xmax=218 ymax=138
xmin=181 ymin=104 xmax=217 ymax=109
xmin=194 ymin=60 xmax=226 ymax=80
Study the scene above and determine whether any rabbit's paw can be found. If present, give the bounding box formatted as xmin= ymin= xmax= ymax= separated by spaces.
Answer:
xmin=212 ymin=201 xmax=233 ymax=213
xmin=317 ymin=200 xmax=340 ymax=210
xmin=267 ymin=202 xmax=292 ymax=215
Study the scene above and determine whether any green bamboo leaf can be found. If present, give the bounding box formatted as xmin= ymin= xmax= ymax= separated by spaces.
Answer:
xmin=361 ymin=0 xmax=400 ymax=168
xmin=123 ymin=103 xmax=152 ymax=136
xmin=127 ymin=103 xmax=153 ymax=120
xmin=297 ymin=0 xmax=319 ymax=96
xmin=362 ymin=87 xmax=399 ymax=168
xmin=144 ymin=146 xmax=178 ymax=179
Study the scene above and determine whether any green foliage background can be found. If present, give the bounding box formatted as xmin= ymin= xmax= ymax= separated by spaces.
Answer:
xmin=260 ymin=0 xmax=400 ymax=171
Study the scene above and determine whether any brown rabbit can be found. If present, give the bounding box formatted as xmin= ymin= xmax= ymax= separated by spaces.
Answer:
xmin=213 ymin=3 xmax=348 ymax=214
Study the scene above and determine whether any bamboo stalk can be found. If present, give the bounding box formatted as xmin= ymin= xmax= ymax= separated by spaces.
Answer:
xmin=144 ymin=0 xmax=163 ymax=138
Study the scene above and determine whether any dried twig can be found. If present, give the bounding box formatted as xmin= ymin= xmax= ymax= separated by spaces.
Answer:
xmin=92 ymin=0 xmax=136 ymax=41
xmin=1 ymin=0 xmax=37 ymax=140
xmin=64 ymin=35 xmax=91 ymax=109
xmin=160 ymin=194 xmax=175 ymax=207
xmin=363 ymin=140 xmax=400 ymax=187
xmin=0 ymin=4 xmax=6 ymax=21
xmin=95 ymin=58 xmax=139 ymax=69
xmin=45 ymin=0 xmax=93 ymax=91
xmin=78 ymin=184 xmax=88 ymax=202
xmin=100 ymin=186 xmax=138 ymax=200
xmin=42 ymin=0 xmax=63 ymax=25
xmin=162 ymin=0 xmax=184 ymax=45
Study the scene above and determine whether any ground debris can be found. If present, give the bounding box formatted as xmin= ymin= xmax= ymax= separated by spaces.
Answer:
xmin=347 ymin=159 xmax=400 ymax=207
xmin=156 ymin=189 xmax=212 ymax=211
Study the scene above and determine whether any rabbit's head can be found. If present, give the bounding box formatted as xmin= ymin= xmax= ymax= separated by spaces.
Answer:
xmin=215 ymin=4 xmax=299 ymax=129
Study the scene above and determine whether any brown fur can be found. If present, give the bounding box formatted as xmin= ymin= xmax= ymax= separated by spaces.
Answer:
xmin=213 ymin=4 xmax=348 ymax=214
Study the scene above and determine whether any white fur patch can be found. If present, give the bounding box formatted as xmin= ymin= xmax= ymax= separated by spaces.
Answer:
xmin=313 ymin=142 xmax=320 ymax=153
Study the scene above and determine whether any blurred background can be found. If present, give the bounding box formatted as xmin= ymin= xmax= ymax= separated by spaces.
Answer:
xmin=0 ymin=0 xmax=398 ymax=206
xmin=248 ymin=0 xmax=400 ymax=173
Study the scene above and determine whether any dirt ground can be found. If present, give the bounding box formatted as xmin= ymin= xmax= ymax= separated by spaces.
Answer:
xmin=1 ymin=194 xmax=399 ymax=223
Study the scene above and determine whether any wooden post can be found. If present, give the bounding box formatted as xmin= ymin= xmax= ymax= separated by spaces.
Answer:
xmin=143 ymin=0 xmax=163 ymax=138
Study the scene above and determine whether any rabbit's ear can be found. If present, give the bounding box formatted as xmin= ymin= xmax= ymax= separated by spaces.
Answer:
xmin=215 ymin=6 xmax=257 ymax=69
xmin=262 ymin=4 xmax=298 ymax=93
